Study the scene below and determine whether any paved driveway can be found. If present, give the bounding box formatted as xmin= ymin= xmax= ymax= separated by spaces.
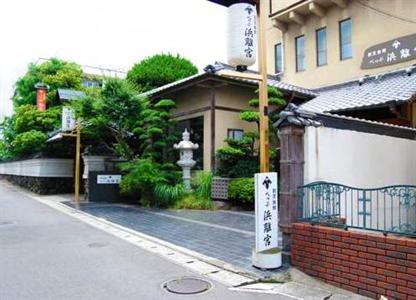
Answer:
xmin=0 ymin=181 xmax=294 ymax=300
xmin=69 ymin=202 xmax=284 ymax=277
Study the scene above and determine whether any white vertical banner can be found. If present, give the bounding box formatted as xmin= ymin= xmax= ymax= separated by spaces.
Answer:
xmin=62 ymin=107 xmax=76 ymax=132
xmin=255 ymin=172 xmax=278 ymax=253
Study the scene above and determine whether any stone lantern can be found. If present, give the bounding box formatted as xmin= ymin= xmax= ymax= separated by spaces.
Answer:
xmin=174 ymin=129 xmax=199 ymax=190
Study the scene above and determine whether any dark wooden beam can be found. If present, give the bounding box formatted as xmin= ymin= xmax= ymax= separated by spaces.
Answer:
xmin=210 ymin=88 xmax=216 ymax=171
xmin=171 ymin=106 xmax=211 ymax=119
xmin=278 ymin=125 xmax=305 ymax=262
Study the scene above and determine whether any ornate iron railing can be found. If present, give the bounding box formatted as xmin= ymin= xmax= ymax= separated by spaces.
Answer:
xmin=298 ymin=182 xmax=416 ymax=237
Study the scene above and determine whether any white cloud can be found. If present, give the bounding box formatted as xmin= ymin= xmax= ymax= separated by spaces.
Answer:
xmin=0 ymin=0 xmax=228 ymax=117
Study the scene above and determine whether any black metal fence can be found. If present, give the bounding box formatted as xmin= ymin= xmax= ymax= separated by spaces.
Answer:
xmin=298 ymin=181 xmax=416 ymax=237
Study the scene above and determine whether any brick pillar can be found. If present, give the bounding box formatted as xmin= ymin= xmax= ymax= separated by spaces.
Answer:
xmin=278 ymin=124 xmax=305 ymax=262
xmin=35 ymin=83 xmax=48 ymax=111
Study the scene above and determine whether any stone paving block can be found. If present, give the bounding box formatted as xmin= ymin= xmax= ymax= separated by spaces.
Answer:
xmin=69 ymin=202 xmax=285 ymax=277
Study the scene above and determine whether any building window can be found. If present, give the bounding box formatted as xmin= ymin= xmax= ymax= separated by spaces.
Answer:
xmin=339 ymin=18 xmax=352 ymax=60
xmin=316 ymin=27 xmax=327 ymax=66
xmin=228 ymin=129 xmax=244 ymax=140
xmin=274 ymin=43 xmax=283 ymax=73
xmin=82 ymin=80 xmax=102 ymax=88
xmin=295 ymin=35 xmax=305 ymax=72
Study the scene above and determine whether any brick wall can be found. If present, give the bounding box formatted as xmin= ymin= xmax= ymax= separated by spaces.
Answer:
xmin=292 ymin=223 xmax=416 ymax=300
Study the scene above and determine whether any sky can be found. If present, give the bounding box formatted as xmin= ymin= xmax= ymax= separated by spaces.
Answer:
xmin=0 ymin=0 xmax=228 ymax=118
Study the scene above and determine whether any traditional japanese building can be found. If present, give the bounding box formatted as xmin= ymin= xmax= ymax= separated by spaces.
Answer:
xmin=143 ymin=62 xmax=315 ymax=171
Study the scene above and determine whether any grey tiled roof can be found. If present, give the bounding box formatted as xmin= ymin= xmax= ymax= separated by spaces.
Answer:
xmin=210 ymin=62 xmax=317 ymax=97
xmin=141 ymin=62 xmax=317 ymax=98
xmin=141 ymin=73 xmax=203 ymax=97
xmin=301 ymin=67 xmax=416 ymax=113
xmin=57 ymin=89 xmax=86 ymax=101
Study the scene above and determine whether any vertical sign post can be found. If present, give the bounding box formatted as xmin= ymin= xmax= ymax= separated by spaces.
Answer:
xmin=62 ymin=107 xmax=76 ymax=132
xmin=253 ymin=172 xmax=281 ymax=269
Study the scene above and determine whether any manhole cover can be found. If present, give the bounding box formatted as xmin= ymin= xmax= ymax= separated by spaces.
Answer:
xmin=163 ymin=277 xmax=212 ymax=295
xmin=88 ymin=242 xmax=108 ymax=248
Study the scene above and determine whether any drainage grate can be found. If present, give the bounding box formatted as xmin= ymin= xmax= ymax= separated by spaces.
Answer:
xmin=163 ymin=277 xmax=212 ymax=295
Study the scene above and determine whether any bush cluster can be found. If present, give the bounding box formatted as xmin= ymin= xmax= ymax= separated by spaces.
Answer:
xmin=228 ymin=178 xmax=255 ymax=206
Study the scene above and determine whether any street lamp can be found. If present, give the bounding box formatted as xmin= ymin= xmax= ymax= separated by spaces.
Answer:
xmin=207 ymin=0 xmax=269 ymax=173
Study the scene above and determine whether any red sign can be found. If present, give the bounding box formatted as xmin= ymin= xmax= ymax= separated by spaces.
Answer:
xmin=36 ymin=88 xmax=47 ymax=111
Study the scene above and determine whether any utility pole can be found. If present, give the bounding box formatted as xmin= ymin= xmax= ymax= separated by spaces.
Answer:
xmin=214 ymin=0 xmax=269 ymax=172
xmin=74 ymin=118 xmax=81 ymax=209
xmin=257 ymin=0 xmax=269 ymax=173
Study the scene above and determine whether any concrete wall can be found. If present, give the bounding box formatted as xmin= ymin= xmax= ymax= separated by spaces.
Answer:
xmin=171 ymin=86 xmax=210 ymax=115
xmin=214 ymin=85 xmax=258 ymax=151
xmin=0 ymin=158 xmax=74 ymax=178
xmin=301 ymin=126 xmax=416 ymax=232
xmin=304 ymin=126 xmax=416 ymax=187
xmin=267 ymin=0 xmax=416 ymax=88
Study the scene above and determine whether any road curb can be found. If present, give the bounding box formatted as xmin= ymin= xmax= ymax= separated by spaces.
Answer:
xmin=1 ymin=181 xmax=257 ymax=288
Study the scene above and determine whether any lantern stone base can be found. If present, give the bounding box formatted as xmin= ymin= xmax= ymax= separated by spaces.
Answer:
xmin=252 ymin=248 xmax=282 ymax=270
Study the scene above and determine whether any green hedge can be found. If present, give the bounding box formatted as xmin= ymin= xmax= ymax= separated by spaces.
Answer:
xmin=228 ymin=177 xmax=255 ymax=205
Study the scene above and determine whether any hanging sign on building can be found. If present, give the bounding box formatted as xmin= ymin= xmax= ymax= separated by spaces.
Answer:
xmin=361 ymin=33 xmax=416 ymax=69
xmin=62 ymin=107 xmax=76 ymax=132
xmin=36 ymin=86 xmax=47 ymax=111
xmin=227 ymin=3 xmax=257 ymax=69
xmin=254 ymin=172 xmax=278 ymax=253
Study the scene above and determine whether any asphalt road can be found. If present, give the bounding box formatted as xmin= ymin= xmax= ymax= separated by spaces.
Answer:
xmin=0 ymin=181 xmax=291 ymax=300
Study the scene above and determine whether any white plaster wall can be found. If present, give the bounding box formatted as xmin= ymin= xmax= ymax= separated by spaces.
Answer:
xmin=303 ymin=126 xmax=416 ymax=232
xmin=0 ymin=159 xmax=74 ymax=178
xmin=304 ymin=126 xmax=416 ymax=187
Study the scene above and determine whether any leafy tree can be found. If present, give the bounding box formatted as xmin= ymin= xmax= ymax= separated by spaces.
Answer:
xmin=72 ymin=78 xmax=143 ymax=159
xmin=0 ymin=58 xmax=86 ymax=161
xmin=11 ymin=130 xmax=47 ymax=157
xmin=119 ymin=159 xmax=182 ymax=207
xmin=216 ymin=86 xmax=286 ymax=177
xmin=127 ymin=53 xmax=198 ymax=92
xmin=241 ymin=86 xmax=286 ymax=125
xmin=14 ymin=105 xmax=61 ymax=134
xmin=13 ymin=58 xmax=83 ymax=108
xmin=133 ymin=98 xmax=177 ymax=160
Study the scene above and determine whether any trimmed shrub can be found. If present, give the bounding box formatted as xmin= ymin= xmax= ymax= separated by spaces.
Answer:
xmin=11 ymin=130 xmax=47 ymax=157
xmin=172 ymin=194 xmax=213 ymax=210
xmin=127 ymin=53 xmax=198 ymax=92
xmin=228 ymin=177 xmax=255 ymax=205
xmin=193 ymin=171 xmax=213 ymax=199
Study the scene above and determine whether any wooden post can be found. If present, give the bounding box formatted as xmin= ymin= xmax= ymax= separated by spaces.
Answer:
xmin=257 ymin=0 xmax=269 ymax=173
xmin=74 ymin=118 xmax=81 ymax=209
xmin=279 ymin=125 xmax=305 ymax=260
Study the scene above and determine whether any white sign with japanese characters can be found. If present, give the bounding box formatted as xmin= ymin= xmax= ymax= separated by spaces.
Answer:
xmin=254 ymin=172 xmax=278 ymax=253
xmin=62 ymin=107 xmax=76 ymax=132
xmin=97 ymin=175 xmax=122 ymax=185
